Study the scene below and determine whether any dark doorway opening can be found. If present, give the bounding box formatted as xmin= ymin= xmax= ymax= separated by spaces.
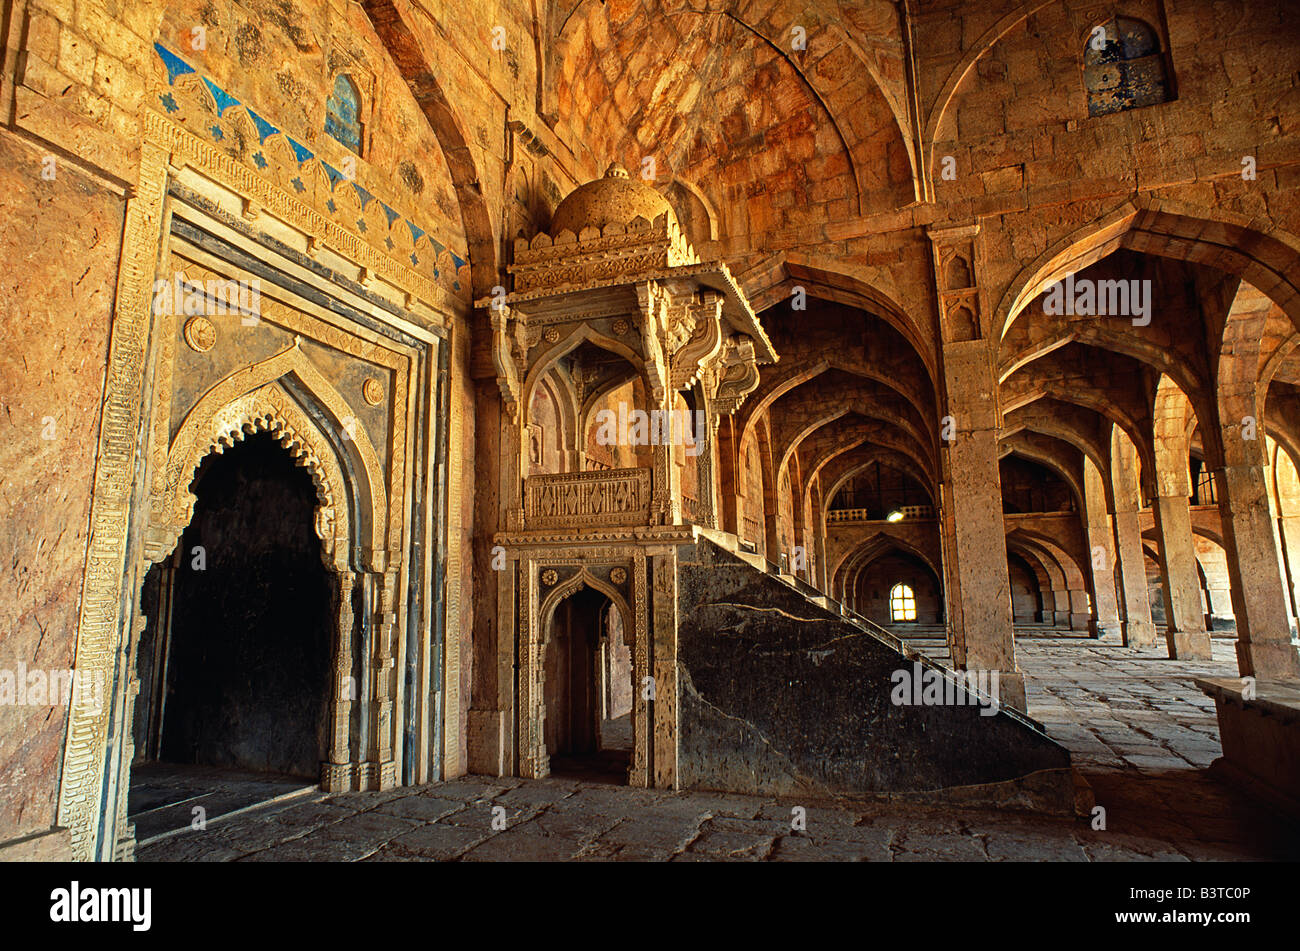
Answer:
xmin=129 ymin=432 xmax=334 ymax=841
xmin=544 ymin=587 xmax=632 ymax=784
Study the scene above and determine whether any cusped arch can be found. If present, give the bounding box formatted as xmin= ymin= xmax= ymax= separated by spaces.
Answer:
xmin=539 ymin=568 xmax=635 ymax=649
xmin=522 ymin=324 xmax=648 ymax=416
xmin=160 ymin=345 xmax=387 ymax=567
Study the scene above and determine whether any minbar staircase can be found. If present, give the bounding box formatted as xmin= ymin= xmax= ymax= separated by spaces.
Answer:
xmin=672 ymin=529 xmax=1075 ymax=813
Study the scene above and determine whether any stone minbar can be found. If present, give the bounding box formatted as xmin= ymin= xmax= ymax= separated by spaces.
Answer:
xmin=471 ymin=163 xmax=775 ymax=785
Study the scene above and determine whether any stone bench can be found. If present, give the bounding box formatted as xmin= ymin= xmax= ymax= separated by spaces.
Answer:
xmin=1195 ymin=677 xmax=1300 ymax=813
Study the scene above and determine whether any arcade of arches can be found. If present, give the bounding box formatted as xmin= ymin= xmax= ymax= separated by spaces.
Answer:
xmin=3 ymin=0 xmax=1300 ymax=862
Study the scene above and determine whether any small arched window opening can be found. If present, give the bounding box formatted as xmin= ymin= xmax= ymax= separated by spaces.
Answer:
xmin=1084 ymin=17 xmax=1171 ymax=117
xmin=1191 ymin=456 xmax=1218 ymax=505
xmin=890 ymin=583 xmax=917 ymax=623
xmin=325 ymin=74 xmax=363 ymax=153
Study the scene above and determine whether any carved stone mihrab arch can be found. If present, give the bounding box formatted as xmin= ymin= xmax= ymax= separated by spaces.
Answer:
xmin=154 ymin=344 xmax=388 ymax=570
xmin=152 ymin=384 xmax=351 ymax=569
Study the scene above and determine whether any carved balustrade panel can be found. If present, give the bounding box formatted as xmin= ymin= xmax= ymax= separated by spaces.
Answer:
xmin=524 ymin=467 xmax=652 ymax=528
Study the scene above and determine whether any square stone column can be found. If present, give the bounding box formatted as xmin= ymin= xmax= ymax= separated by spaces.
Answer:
xmin=1083 ymin=457 xmax=1122 ymax=639
xmin=929 ymin=222 xmax=1025 ymax=711
xmin=1217 ymin=462 xmax=1300 ymax=679
xmin=940 ymin=410 xmax=1025 ymax=711
xmin=1275 ymin=513 xmax=1300 ymax=622
xmin=1110 ymin=427 xmax=1157 ymax=647
xmin=1152 ymin=494 xmax=1213 ymax=659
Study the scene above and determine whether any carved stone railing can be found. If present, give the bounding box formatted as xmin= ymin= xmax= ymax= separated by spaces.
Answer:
xmin=828 ymin=505 xmax=936 ymax=523
xmin=681 ymin=493 xmax=699 ymax=522
xmin=524 ymin=467 xmax=652 ymax=529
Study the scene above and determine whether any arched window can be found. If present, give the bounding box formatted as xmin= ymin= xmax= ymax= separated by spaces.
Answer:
xmin=890 ymin=583 xmax=917 ymax=622
xmin=325 ymin=74 xmax=363 ymax=153
xmin=1191 ymin=456 xmax=1218 ymax=505
xmin=1084 ymin=17 xmax=1171 ymax=117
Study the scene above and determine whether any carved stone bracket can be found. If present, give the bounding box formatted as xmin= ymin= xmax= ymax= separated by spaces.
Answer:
xmin=670 ymin=292 xmax=726 ymax=391
xmin=636 ymin=283 xmax=669 ymax=404
xmin=491 ymin=303 xmax=522 ymax=422
xmin=712 ymin=336 xmax=761 ymax=416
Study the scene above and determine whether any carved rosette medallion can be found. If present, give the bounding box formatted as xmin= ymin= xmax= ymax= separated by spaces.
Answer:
xmin=183 ymin=316 xmax=216 ymax=352
xmin=541 ymin=569 xmax=558 ymax=586
xmin=610 ymin=567 xmax=627 ymax=584
xmin=362 ymin=378 xmax=384 ymax=406
xmin=612 ymin=318 xmax=629 ymax=336
xmin=543 ymin=328 xmax=560 ymax=344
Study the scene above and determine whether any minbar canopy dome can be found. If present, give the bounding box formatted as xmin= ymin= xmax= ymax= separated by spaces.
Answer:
xmin=549 ymin=162 xmax=679 ymax=235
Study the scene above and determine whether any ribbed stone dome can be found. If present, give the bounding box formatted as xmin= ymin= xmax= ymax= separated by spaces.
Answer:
xmin=549 ymin=162 xmax=678 ymax=236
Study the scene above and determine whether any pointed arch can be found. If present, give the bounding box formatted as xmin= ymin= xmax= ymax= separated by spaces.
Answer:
xmin=995 ymin=197 xmax=1300 ymax=341
xmin=160 ymin=345 xmax=386 ymax=567
xmin=522 ymin=323 xmax=647 ymax=415
xmin=539 ymin=568 xmax=634 ymax=650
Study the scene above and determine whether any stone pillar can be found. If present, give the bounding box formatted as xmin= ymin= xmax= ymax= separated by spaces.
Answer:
xmin=651 ymin=549 xmax=678 ymax=789
xmin=1110 ymin=427 xmax=1157 ymax=647
xmin=1052 ymin=589 xmax=1070 ymax=627
xmin=929 ymin=223 xmax=1025 ymax=711
xmin=467 ymin=354 xmax=514 ymax=775
xmin=716 ymin=415 xmax=740 ymax=535
xmin=1195 ymin=533 xmax=1235 ymax=623
xmin=1083 ymin=457 xmax=1122 ymax=639
xmin=812 ymin=480 xmax=829 ymax=592
xmin=941 ymin=393 xmax=1024 ymax=709
xmin=630 ymin=556 xmax=651 ymax=787
xmin=1275 ymin=512 xmax=1300 ymax=622
xmin=693 ymin=401 xmax=718 ymax=529
xmin=1270 ymin=443 xmax=1300 ymax=623
xmin=1151 ymin=493 xmax=1212 ymax=658
xmin=323 ymin=569 xmax=356 ymax=791
xmin=1068 ymin=588 xmax=1091 ymax=631
xmin=1216 ymin=459 xmax=1300 ymax=678
xmin=368 ymin=568 xmax=399 ymax=789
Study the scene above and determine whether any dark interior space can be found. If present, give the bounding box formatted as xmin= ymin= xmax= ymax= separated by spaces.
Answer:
xmin=133 ymin=432 xmax=334 ymax=782
xmin=545 ymin=586 xmax=630 ymax=783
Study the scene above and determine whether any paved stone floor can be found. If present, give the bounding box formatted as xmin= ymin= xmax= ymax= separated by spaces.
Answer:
xmin=137 ymin=631 xmax=1300 ymax=862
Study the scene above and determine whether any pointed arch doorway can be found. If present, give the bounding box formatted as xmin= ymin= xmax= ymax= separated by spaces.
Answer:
xmin=135 ymin=432 xmax=334 ymax=776
xmin=129 ymin=432 xmax=337 ymax=840
xmin=543 ymin=584 xmax=634 ymax=783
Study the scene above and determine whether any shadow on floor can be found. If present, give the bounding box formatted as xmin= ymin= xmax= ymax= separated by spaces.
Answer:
xmin=1080 ymin=766 xmax=1300 ymax=859
xmin=128 ymin=762 xmax=315 ymax=845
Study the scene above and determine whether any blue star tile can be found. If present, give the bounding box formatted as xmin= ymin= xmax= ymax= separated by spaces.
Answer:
xmin=160 ymin=93 xmax=179 ymax=113
xmin=291 ymin=177 xmax=306 ymax=193
xmin=252 ymin=152 xmax=267 ymax=169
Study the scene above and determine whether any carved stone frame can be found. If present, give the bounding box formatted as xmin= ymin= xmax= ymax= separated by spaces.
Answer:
xmin=56 ymin=108 xmax=457 ymax=861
